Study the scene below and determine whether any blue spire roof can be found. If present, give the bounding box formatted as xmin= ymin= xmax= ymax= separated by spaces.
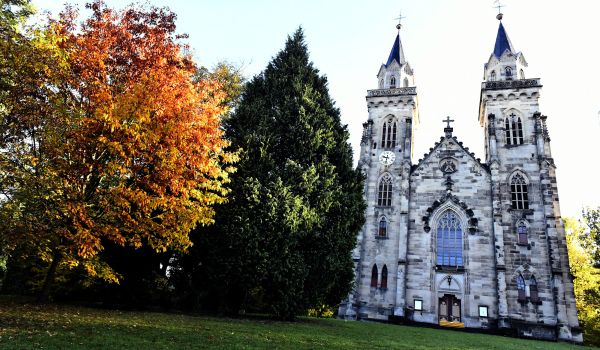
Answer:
xmin=493 ymin=22 xmax=515 ymax=58
xmin=385 ymin=33 xmax=406 ymax=66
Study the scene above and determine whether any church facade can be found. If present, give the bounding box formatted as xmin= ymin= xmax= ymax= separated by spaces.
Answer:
xmin=338 ymin=15 xmax=582 ymax=343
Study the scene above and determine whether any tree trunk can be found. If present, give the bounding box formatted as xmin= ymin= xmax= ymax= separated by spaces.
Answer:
xmin=37 ymin=250 xmax=61 ymax=303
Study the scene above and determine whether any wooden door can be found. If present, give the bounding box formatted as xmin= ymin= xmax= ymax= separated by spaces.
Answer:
xmin=439 ymin=294 xmax=461 ymax=322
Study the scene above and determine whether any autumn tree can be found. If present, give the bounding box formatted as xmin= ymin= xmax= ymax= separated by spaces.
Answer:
xmin=171 ymin=29 xmax=365 ymax=319
xmin=566 ymin=210 xmax=600 ymax=346
xmin=0 ymin=1 xmax=235 ymax=300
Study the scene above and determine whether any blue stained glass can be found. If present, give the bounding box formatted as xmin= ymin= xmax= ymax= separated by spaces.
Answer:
xmin=436 ymin=211 xmax=463 ymax=267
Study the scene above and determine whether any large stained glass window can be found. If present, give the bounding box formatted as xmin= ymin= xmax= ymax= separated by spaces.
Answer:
xmin=436 ymin=211 xmax=463 ymax=267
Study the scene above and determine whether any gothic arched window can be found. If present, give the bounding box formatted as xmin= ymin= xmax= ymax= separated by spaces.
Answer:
xmin=510 ymin=173 xmax=529 ymax=210
xmin=519 ymin=69 xmax=525 ymax=79
xmin=390 ymin=76 xmax=396 ymax=87
xmin=381 ymin=119 xmax=397 ymax=149
xmin=490 ymin=70 xmax=496 ymax=81
xmin=436 ymin=211 xmax=463 ymax=267
xmin=517 ymin=221 xmax=528 ymax=245
xmin=517 ymin=274 xmax=526 ymax=302
xmin=381 ymin=265 xmax=388 ymax=289
xmin=380 ymin=79 xmax=384 ymax=88
xmin=377 ymin=174 xmax=392 ymax=207
xmin=379 ymin=217 xmax=388 ymax=237
xmin=504 ymin=113 xmax=523 ymax=145
xmin=505 ymin=66 xmax=513 ymax=80
xmin=403 ymin=77 xmax=409 ymax=87
xmin=530 ymin=275 xmax=539 ymax=303
xmin=371 ymin=264 xmax=378 ymax=288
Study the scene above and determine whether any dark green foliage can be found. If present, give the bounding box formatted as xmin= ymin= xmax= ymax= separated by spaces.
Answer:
xmin=171 ymin=28 xmax=365 ymax=319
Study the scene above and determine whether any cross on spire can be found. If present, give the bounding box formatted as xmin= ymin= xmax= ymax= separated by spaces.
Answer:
xmin=494 ymin=0 xmax=505 ymax=20
xmin=394 ymin=11 xmax=405 ymax=30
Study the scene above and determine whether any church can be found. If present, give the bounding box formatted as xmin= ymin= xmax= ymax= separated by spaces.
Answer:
xmin=338 ymin=12 xmax=582 ymax=343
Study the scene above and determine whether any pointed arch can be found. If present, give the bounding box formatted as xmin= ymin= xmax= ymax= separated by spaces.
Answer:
xmin=381 ymin=117 xmax=397 ymax=149
xmin=403 ymin=77 xmax=409 ymax=87
xmin=517 ymin=274 xmax=526 ymax=302
xmin=519 ymin=68 xmax=525 ymax=79
xmin=378 ymin=216 xmax=388 ymax=237
xmin=377 ymin=173 xmax=393 ymax=207
xmin=529 ymin=275 xmax=539 ymax=303
xmin=435 ymin=210 xmax=464 ymax=267
xmin=490 ymin=70 xmax=496 ymax=81
xmin=505 ymin=66 xmax=512 ymax=80
xmin=516 ymin=220 xmax=528 ymax=245
xmin=504 ymin=112 xmax=523 ymax=146
xmin=381 ymin=265 xmax=388 ymax=289
xmin=390 ymin=76 xmax=396 ymax=87
xmin=509 ymin=171 xmax=529 ymax=210
xmin=370 ymin=264 xmax=378 ymax=288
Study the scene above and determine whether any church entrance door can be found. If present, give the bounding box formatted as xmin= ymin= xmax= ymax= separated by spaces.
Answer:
xmin=438 ymin=294 xmax=461 ymax=322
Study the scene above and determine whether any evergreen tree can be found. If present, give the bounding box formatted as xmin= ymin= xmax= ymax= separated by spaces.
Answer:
xmin=174 ymin=28 xmax=365 ymax=319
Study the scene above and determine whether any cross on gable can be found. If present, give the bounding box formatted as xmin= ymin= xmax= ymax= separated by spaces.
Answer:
xmin=443 ymin=116 xmax=455 ymax=129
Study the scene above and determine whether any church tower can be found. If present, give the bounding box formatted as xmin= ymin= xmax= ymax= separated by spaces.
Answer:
xmin=339 ymin=20 xmax=419 ymax=320
xmin=479 ymin=13 xmax=582 ymax=342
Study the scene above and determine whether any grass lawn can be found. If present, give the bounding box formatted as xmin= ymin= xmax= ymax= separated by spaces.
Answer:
xmin=0 ymin=296 xmax=595 ymax=349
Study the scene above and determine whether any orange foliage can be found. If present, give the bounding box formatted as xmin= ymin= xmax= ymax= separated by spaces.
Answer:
xmin=0 ymin=1 xmax=235 ymax=283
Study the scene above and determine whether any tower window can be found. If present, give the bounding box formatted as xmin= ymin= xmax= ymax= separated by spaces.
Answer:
xmin=517 ymin=221 xmax=528 ymax=245
xmin=510 ymin=173 xmax=529 ymax=210
xmin=505 ymin=66 xmax=513 ymax=80
xmin=377 ymin=174 xmax=392 ymax=207
xmin=371 ymin=264 xmax=378 ymax=288
xmin=381 ymin=119 xmax=397 ymax=149
xmin=380 ymin=79 xmax=384 ymax=88
xmin=490 ymin=70 xmax=496 ymax=81
xmin=378 ymin=217 xmax=388 ymax=237
xmin=504 ymin=113 xmax=523 ymax=145
xmin=403 ymin=77 xmax=409 ymax=87
xmin=517 ymin=274 xmax=526 ymax=302
xmin=390 ymin=76 xmax=396 ymax=88
xmin=530 ymin=275 xmax=539 ymax=303
xmin=436 ymin=211 xmax=463 ymax=267
xmin=381 ymin=265 xmax=388 ymax=289
xmin=519 ymin=69 xmax=525 ymax=79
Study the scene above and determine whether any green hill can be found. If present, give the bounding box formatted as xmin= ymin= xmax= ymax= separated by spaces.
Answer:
xmin=0 ymin=297 xmax=595 ymax=349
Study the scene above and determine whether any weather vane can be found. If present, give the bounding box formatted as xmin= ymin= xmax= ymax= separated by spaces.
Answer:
xmin=394 ymin=11 xmax=405 ymax=30
xmin=494 ymin=0 xmax=505 ymax=20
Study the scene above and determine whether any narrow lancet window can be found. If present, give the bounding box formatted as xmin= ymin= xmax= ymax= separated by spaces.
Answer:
xmin=517 ymin=221 xmax=528 ymax=245
xmin=371 ymin=265 xmax=378 ymax=288
xmin=505 ymin=66 xmax=512 ymax=80
xmin=379 ymin=217 xmax=388 ymax=237
xmin=505 ymin=113 xmax=523 ymax=145
xmin=510 ymin=174 xmax=529 ymax=210
xmin=517 ymin=274 xmax=526 ymax=302
xmin=530 ymin=276 xmax=539 ymax=303
xmin=377 ymin=174 xmax=392 ymax=207
xmin=381 ymin=265 xmax=388 ymax=289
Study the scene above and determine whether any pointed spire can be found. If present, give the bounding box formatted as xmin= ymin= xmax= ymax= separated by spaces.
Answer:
xmin=492 ymin=22 xmax=515 ymax=58
xmin=385 ymin=33 xmax=406 ymax=66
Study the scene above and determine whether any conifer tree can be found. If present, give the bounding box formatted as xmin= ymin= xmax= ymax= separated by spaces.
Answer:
xmin=178 ymin=28 xmax=365 ymax=319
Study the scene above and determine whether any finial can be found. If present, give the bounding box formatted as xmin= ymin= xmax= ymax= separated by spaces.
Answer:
xmin=394 ymin=11 xmax=405 ymax=30
xmin=494 ymin=0 xmax=504 ymax=20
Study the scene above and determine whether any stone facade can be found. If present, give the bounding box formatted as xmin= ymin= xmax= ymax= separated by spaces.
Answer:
xmin=338 ymin=19 xmax=582 ymax=343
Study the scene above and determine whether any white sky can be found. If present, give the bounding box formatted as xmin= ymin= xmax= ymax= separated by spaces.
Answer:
xmin=32 ymin=0 xmax=600 ymax=219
